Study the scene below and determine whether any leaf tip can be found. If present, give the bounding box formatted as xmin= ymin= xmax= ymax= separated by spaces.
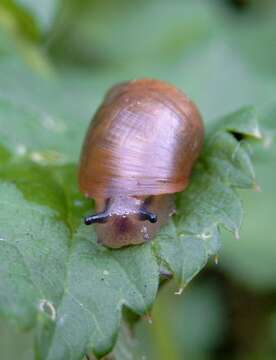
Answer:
xmin=174 ymin=282 xmax=187 ymax=295
xmin=174 ymin=288 xmax=184 ymax=295
xmin=214 ymin=254 xmax=219 ymax=265
xmin=144 ymin=313 xmax=153 ymax=324
xmin=252 ymin=125 xmax=263 ymax=140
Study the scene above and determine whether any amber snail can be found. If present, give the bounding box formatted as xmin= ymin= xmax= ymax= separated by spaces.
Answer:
xmin=78 ymin=79 xmax=204 ymax=248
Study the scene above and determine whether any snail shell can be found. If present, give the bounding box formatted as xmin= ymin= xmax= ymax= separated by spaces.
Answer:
xmin=79 ymin=79 xmax=204 ymax=248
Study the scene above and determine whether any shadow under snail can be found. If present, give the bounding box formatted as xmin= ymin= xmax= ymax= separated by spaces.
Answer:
xmin=78 ymin=79 xmax=204 ymax=248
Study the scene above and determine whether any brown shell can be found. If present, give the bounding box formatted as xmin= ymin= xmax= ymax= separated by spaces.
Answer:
xmin=79 ymin=79 xmax=204 ymax=199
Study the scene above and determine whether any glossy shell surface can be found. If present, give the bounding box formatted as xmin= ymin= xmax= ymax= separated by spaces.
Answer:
xmin=79 ymin=79 xmax=204 ymax=199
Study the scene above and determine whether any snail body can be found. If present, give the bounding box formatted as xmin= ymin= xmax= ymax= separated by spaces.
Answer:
xmin=79 ymin=79 xmax=204 ymax=248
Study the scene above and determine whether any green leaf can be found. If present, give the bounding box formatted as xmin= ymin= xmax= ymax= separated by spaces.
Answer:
xmin=0 ymin=161 xmax=159 ymax=358
xmin=35 ymin=228 xmax=159 ymax=359
xmin=0 ymin=182 xmax=69 ymax=329
xmin=155 ymin=107 xmax=263 ymax=289
xmin=204 ymin=132 xmax=255 ymax=188
xmin=156 ymin=223 xmax=216 ymax=291
xmin=0 ymin=109 xmax=159 ymax=357
xmin=0 ymin=87 xmax=272 ymax=359
xmin=0 ymin=97 xmax=81 ymax=164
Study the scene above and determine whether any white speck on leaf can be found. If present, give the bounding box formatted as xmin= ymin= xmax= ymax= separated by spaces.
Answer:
xmin=16 ymin=144 xmax=27 ymax=156
xmin=103 ymin=270 xmax=109 ymax=276
xmin=200 ymin=230 xmax=212 ymax=240
xmin=252 ymin=125 xmax=262 ymax=139
xmin=145 ymin=314 xmax=153 ymax=324
xmin=39 ymin=299 xmax=56 ymax=321
xmin=41 ymin=114 xmax=66 ymax=132
xmin=74 ymin=200 xmax=83 ymax=207
xmin=169 ymin=208 xmax=176 ymax=216
xmin=235 ymin=228 xmax=240 ymax=240
xmin=29 ymin=150 xmax=64 ymax=164
xmin=195 ymin=227 xmax=214 ymax=240
xmin=30 ymin=151 xmax=44 ymax=163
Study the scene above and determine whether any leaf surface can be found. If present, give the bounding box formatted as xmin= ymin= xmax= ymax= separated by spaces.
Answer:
xmin=0 ymin=102 xmax=266 ymax=358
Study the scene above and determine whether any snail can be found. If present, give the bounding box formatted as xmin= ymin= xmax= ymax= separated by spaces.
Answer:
xmin=78 ymin=79 xmax=204 ymax=248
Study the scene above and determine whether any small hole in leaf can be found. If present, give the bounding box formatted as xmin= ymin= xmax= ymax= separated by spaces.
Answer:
xmin=230 ymin=131 xmax=245 ymax=142
xmin=201 ymin=231 xmax=212 ymax=240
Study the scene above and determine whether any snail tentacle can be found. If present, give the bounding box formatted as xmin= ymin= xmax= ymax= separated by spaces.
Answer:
xmin=139 ymin=209 xmax=158 ymax=223
xmin=84 ymin=212 xmax=109 ymax=225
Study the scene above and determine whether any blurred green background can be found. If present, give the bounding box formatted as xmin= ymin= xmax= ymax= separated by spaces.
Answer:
xmin=0 ymin=0 xmax=276 ymax=359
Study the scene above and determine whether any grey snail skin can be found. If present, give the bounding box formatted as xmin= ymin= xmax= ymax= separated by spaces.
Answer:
xmin=78 ymin=79 xmax=204 ymax=248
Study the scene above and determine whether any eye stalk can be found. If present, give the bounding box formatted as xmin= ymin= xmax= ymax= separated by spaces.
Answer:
xmin=139 ymin=209 xmax=158 ymax=223
xmin=84 ymin=212 xmax=109 ymax=225
xmin=84 ymin=209 xmax=158 ymax=225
